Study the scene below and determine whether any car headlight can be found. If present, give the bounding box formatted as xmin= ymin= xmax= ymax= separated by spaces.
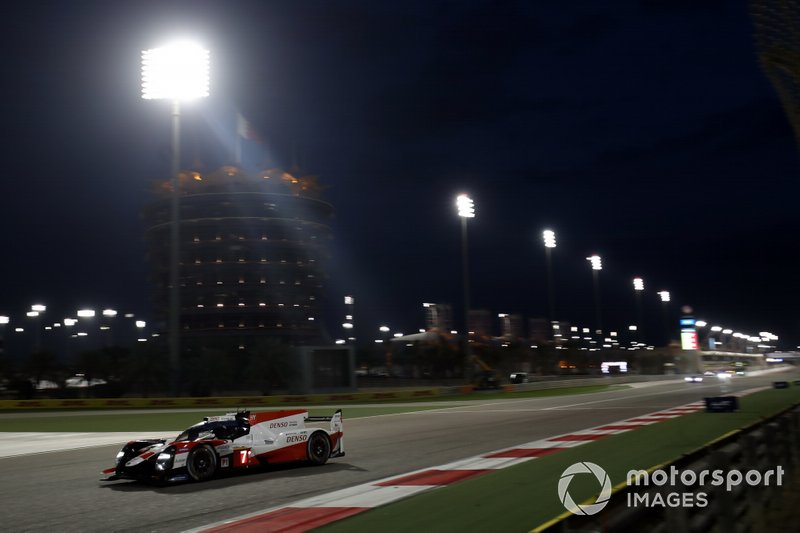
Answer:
xmin=115 ymin=449 xmax=127 ymax=464
xmin=155 ymin=448 xmax=175 ymax=471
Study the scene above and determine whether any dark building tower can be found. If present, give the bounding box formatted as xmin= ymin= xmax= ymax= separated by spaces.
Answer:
xmin=144 ymin=166 xmax=332 ymax=346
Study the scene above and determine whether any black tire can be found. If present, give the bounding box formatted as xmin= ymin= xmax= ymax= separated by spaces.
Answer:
xmin=186 ymin=445 xmax=217 ymax=481
xmin=307 ymin=432 xmax=331 ymax=465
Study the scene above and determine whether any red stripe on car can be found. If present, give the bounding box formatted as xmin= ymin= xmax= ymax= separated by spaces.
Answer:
xmin=249 ymin=409 xmax=307 ymax=425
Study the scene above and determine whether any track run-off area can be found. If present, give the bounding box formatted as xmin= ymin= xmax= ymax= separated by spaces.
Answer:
xmin=0 ymin=370 xmax=796 ymax=532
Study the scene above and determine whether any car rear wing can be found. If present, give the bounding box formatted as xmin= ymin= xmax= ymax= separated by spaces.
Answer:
xmin=305 ymin=409 xmax=343 ymax=434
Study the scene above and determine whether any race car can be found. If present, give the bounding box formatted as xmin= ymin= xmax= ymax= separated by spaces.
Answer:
xmin=101 ymin=408 xmax=343 ymax=484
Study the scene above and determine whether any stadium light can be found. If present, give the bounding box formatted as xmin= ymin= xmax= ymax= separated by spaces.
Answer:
xmin=141 ymin=42 xmax=209 ymax=101
xmin=455 ymin=193 xmax=475 ymax=372
xmin=586 ymin=255 xmax=603 ymax=332
xmin=456 ymin=194 xmax=475 ymax=218
xmin=543 ymin=230 xmax=557 ymax=324
xmin=586 ymin=255 xmax=602 ymax=270
xmin=142 ymin=39 xmax=209 ymax=396
xmin=543 ymin=229 xmax=556 ymax=248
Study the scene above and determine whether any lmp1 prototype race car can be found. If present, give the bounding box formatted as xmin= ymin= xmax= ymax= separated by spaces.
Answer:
xmin=101 ymin=409 xmax=343 ymax=484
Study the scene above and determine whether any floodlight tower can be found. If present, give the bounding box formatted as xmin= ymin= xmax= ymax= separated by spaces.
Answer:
xmin=633 ymin=277 xmax=645 ymax=343
xmin=456 ymin=194 xmax=475 ymax=372
xmin=142 ymin=41 xmax=210 ymax=396
xmin=658 ymin=291 xmax=671 ymax=346
xmin=542 ymin=229 xmax=557 ymax=324
xmin=586 ymin=255 xmax=603 ymax=334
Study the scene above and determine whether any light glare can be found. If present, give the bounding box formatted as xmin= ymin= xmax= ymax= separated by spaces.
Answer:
xmin=456 ymin=194 xmax=475 ymax=218
xmin=142 ymin=41 xmax=210 ymax=101
xmin=543 ymin=229 xmax=556 ymax=248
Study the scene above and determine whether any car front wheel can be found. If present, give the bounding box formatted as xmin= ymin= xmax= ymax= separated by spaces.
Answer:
xmin=187 ymin=445 xmax=217 ymax=481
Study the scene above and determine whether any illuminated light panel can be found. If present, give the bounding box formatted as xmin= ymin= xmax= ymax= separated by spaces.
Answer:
xmin=456 ymin=194 xmax=475 ymax=218
xmin=543 ymin=229 xmax=556 ymax=248
xmin=141 ymin=42 xmax=210 ymax=100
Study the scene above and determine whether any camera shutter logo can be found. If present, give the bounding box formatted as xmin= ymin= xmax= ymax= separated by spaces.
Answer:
xmin=558 ymin=462 xmax=612 ymax=515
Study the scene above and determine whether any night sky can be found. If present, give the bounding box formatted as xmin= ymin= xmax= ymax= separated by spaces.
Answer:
xmin=1 ymin=1 xmax=798 ymax=346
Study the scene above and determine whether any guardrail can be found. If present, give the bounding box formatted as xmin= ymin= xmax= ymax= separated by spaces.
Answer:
xmin=537 ymin=404 xmax=800 ymax=532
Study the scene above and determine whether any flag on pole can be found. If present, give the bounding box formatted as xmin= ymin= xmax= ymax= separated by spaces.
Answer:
xmin=237 ymin=113 xmax=258 ymax=140
xmin=235 ymin=112 xmax=259 ymax=165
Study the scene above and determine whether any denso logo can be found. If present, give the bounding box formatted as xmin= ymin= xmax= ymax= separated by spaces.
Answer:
xmin=286 ymin=434 xmax=308 ymax=443
xmin=269 ymin=421 xmax=289 ymax=429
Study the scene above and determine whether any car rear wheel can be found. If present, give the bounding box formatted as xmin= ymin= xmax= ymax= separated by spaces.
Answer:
xmin=307 ymin=432 xmax=331 ymax=466
xmin=187 ymin=445 xmax=217 ymax=481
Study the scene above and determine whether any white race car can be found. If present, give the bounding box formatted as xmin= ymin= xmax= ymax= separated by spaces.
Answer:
xmin=102 ymin=409 xmax=344 ymax=483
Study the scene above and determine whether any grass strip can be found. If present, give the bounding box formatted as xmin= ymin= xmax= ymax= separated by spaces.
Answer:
xmin=439 ymin=384 xmax=628 ymax=401
xmin=316 ymin=386 xmax=800 ymax=533
xmin=0 ymin=384 xmax=630 ymax=414
xmin=0 ymin=405 xmax=455 ymax=432
xmin=0 ymin=384 xmax=627 ymax=432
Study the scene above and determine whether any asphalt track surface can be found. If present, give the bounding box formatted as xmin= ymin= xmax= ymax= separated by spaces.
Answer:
xmin=0 ymin=373 xmax=793 ymax=532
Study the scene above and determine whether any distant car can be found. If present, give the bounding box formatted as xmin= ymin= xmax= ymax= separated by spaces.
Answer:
xmin=509 ymin=372 xmax=529 ymax=384
xmin=684 ymin=375 xmax=703 ymax=383
xmin=735 ymin=370 xmax=745 ymax=376
xmin=102 ymin=409 xmax=343 ymax=484
xmin=703 ymin=371 xmax=715 ymax=376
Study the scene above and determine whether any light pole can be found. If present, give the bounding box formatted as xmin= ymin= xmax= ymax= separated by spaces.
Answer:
xmin=142 ymin=41 xmax=210 ymax=396
xmin=722 ymin=328 xmax=733 ymax=352
xmin=63 ymin=318 xmax=77 ymax=362
xmin=456 ymin=194 xmax=475 ymax=377
xmin=379 ymin=325 xmax=391 ymax=374
xmin=343 ymin=296 xmax=355 ymax=344
xmin=586 ymin=255 xmax=603 ymax=334
xmin=102 ymin=309 xmax=117 ymax=347
xmin=542 ymin=230 xmax=557 ymax=325
xmin=0 ymin=315 xmax=8 ymax=360
xmin=633 ymin=278 xmax=644 ymax=343
xmin=657 ymin=291 xmax=671 ymax=346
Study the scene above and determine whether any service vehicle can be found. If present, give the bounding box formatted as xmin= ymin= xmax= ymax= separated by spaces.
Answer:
xmin=101 ymin=409 xmax=343 ymax=483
